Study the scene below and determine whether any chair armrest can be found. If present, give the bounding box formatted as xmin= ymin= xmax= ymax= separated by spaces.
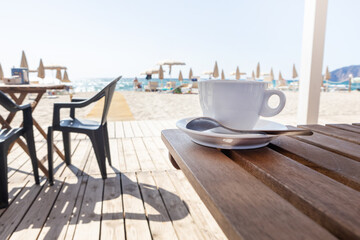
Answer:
xmin=71 ymin=98 xmax=87 ymax=102
xmin=0 ymin=91 xmax=30 ymax=112
xmin=52 ymin=98 xmax=97 ymax=127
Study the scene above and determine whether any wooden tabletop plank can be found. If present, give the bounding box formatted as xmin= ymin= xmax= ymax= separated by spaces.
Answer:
xmin=326 ymin=123 xmax=360 ymax=134
xmin=270 ymin=136 xmax=360 ymax=191
xmin=162 ymin=129 xmax=335 ymax=240
xmin=0 ymin=84 xmax=66 ymax=93
xmin=293 ymin=130 xmax=360 ymax=162
xmin=227 ymin=147 xmax=360 ymax=240
xmin=299 ymin=124 xmax=360 ymax=144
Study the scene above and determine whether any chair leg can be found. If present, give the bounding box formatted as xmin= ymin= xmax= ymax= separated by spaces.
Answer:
xmin=47 ymin=127 xmax=54 ymax=186
xmin=103 ymin=124 xmax=112 ymax=166
xmin=24 ymin=129 xmax=40 ymax=185
xmin=0 ymin=146 xmax=9 ymax=208
xmin=89 ymin=131 xmax=107 ymax=179
xmin=62 ymin=131 xmax=71 ymax=165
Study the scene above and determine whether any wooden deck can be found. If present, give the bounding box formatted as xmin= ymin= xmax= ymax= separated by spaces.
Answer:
xmin=1 ymin=120 xmax=226 ymax=240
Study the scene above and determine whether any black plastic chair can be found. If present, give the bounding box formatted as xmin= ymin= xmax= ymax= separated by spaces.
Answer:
xmin=0 ymin=91 xmax=39 ymax=209
xmin=47 ymin=77 xmax=121 ymax=182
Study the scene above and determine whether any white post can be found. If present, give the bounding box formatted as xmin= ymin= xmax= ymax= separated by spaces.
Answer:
xmin=297 ymin=0 xmax=328 ymax=124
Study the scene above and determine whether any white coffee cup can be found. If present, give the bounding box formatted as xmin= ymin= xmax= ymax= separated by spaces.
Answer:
xmin=198 ymin=80 xmax=286 ymax=130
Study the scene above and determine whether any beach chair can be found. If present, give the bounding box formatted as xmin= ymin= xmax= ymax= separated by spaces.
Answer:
xmin=0 ymin=91 xmax=39 ymax=208
xmin=166 ymin=81 xmax=177 ymax=90
xmin=47 ymin=77 xmax=121 ymax=181
xmin=145 ymin=81 xmax=159 ymax=92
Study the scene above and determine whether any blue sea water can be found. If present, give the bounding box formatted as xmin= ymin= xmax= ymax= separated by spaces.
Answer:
xmin=71 ymin=77 xmax=360 ymax=92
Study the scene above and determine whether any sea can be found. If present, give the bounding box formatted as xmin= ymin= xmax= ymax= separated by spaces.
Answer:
xmin=70 ymin=78 xmax=360 ymax=92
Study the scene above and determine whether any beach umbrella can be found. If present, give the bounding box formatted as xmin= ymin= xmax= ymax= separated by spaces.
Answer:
xmin=292 ymin=64 xmax=298 ymax=79
xmin=37 ymin=59 xmax=45 ymax=79
xmin=270 ymin=68 xmax=274 ymax=81
xmin=213 ymin=61 xmax=219 ymax=78
xmin=62 ymin=70 xmax=71 ymax=83
xmin=278 ymin=71 xmax=286 ymax=86
xmin=20 ymin=50 xmax=29 ymax=68
xmin=158 ymin=60 xmax=185 ymax=75
xmin=325 ymin=66 xmax=331 ymax=80
xmin=159 ymin=65 xmax=164 ymax=87
xmin=256 ymin=62 xmax=260 ymax=78
xmin=349 ymin=74 xmax=353 ymax=92
xmin=221 ymin=69 xmax=225 ymax=80
xmin=189 ymin=68 xmax=193 ymax=80
xmin=235 ymin=66 xmax=240 ymax=80
xmin=252 ymin=70 xmax=255 ymax=80
xmin=178 ymin=70 xmax=183 ymax=82
xmin=0 ymin=64 xmax=3 ymax=80
xmin=56 ymin=69 xmax=62 ymax=80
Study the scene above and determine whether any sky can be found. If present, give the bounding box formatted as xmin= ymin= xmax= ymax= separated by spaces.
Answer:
xmin=0 ymin=0 xmax=359 ymax=80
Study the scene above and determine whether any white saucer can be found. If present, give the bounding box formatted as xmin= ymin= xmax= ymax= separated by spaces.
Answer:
xmin=176 ymin=117 xmax=288 ymax=150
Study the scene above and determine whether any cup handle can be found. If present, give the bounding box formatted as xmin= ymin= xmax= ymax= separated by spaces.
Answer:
xmin=259 ymin=90 xmax=286 ymax=117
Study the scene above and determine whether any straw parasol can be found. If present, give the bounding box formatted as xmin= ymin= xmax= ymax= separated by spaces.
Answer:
xmin=270 ymin=68 xmax=274 ymax=81
xmin=235 ymin=66 xmax=240 ymax=80
xmin=256 ymin=62 xmax=260 ymax=78
xmin=178 ymin=70 xmax=183 ymax=83
xmin=0 ymin=64 xmax=3 ymax=80
xmin=158 ymin=60 xmax=185 ymax=75
xmin=213 ymin=61 xmax=219 ymax=78
xmin=37 ymin=59 xmax=45 ymax=79
xmin=278 ymin=71 xmax=286 ymax=86
xmin=189 ymin=68 xmax=193 ymax=80
xmin=348 ymin=74 xmax=353 ymax=92
xmin=292 ymin=64 xmax=298 ymax=79
xmin=221 ymin=69 xmax=225 ymax=80
xmin=325 ymin=66 xmax=331 ymax=80
xmin=56 ymin=69 xmax=62 ymax=80
xmin=252 ymin=70 xmax=255 ymax=80
xmin=20 ymin=50 xmax=29 ymax=68
xmin=62 ymin=70 xmax=71 ymax=83
xmin=159 ymin=65 xmax=164 ymax=87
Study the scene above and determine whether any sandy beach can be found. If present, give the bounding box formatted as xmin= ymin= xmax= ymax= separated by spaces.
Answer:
xmin=1 ymin=90 xmax=359 ymax=127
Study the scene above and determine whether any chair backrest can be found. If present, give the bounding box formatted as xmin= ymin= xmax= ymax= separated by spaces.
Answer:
xmin=87 ymin=76 xmax=121 ymax=125
xmin=149 ymin=81 xmax=158 ymax=90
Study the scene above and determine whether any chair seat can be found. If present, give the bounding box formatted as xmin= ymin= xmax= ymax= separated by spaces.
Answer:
xmin=0 ymin=128 xmax=23 ymax=143
xmin=59 ymin=118 xmax=101 ymax=131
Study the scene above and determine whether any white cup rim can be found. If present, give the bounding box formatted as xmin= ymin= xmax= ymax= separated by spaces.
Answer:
xmin=199 ymin=79 xmax=268 ymax=85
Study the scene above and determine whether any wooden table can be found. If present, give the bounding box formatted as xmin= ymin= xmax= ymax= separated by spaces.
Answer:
xmin=0 ymin=84 xmax=67 ymax=177
xmin=162 ymin=123 xmax=360 ymax=240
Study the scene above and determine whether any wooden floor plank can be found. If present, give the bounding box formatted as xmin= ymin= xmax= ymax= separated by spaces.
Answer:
xmin=63 ymin=176 xmax=88 ymax=240
xmin=228 ymin=147 xmax=360 ymax=240
xmin=130 ymin=121 xmax=143 ymax=137
xmin=115 ymin=121 xmax=125 ymax=139
xmin=169 ymin=170 xmax=227 ymax=240
xmin=101 ymin=175 xmax=125 ymax=240
xmin=121 ymin=172 xmax=152 ymax=240
xmin=72 ymin=176 xmax=104 ymax=240
xmin=122 ymin=138 xmax=141 ymax=171
xmin=108 ymin=138 xmax=121 ymax=173
xmin=132 ymin=138 xmax=156 ymax=171
xmin=137 ymin=121 xmax=153 ymax=137
xmin=9 ymin=179 xmax=63 ymax=240
xmin=143 ymin=121 xmax=159 ymax=137
xmin=270 ymin=136 xmax=360 ymax=191
xmin=107 ymin=121 xmax=115 ymax=139
xmin=37 ymin=176 xmax=84 ymax=240
xmin=123 ymin=121 xmax=134 ymax=138
xmin=137 ymin=171 xmax=178 ymax=240
xmin=142 ymin=137 xmax=170 ymax=170
xmin=152 ymin=171 xmax=204 ymax=240
xmin=117 ymin=139 xmax=127 ymax=172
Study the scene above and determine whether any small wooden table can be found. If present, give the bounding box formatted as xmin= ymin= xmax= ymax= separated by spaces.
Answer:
xmin=162 ymin=123 xmax=360 ymax=240
xmin=0 ymin=84 xmax=67 ymax=177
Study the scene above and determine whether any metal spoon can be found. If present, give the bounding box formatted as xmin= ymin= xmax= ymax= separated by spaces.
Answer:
xmin=186 ymin=117 xmax=313 ymax=136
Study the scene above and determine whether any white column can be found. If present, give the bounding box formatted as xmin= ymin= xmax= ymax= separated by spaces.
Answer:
xmin=297 ymin=0 xmax=328 ymax=124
